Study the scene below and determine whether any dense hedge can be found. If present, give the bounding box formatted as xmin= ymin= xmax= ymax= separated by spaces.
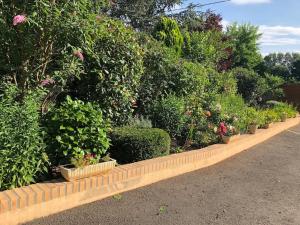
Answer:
xmin=109 ymin=127 xmax=171 ymax=163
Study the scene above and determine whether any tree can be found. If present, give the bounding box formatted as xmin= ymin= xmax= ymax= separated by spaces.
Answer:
xmin=226 ymin=23 xmax=262 ymax=69
xmin=153 ymin=17 xmax=183 ymax=54
xmin=262 ymin=52 xmax=300 ymax=81
xmin=291 ymin=59 xmax=300 ymax=82
xmin=110 ymin=0 xmax=181 ymax=31
xmin=173 ymin=8 xmax=223 ymax=32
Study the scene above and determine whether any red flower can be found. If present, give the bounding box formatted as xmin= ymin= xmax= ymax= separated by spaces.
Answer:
xmin=219 ymin=122 xmax=227 ymax=135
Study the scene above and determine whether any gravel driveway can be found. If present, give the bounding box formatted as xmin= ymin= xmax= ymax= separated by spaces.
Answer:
xmin=24 ymin=125 xmax=300 ymax=225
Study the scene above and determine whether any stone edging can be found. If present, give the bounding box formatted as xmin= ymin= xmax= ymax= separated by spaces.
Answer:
xmin=0 ymin=117 xmax=299 ymax=225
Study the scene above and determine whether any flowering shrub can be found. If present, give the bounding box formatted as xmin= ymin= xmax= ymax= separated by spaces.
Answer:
xmin=0 ymin=0 xmax=108 ymax=90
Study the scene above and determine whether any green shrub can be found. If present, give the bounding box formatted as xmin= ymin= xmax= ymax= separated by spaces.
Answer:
xmin=137 ymin=39 xmax=179 ymax=114
xmin=272 ymin=102 xmax=298 ymax=119
xmin=44 ymin=96 xmax=110 ymax=166
xmin=216 ymin=94 xmax=248 ymax=132
xmin=260 ymin=109 xmax=278 ymax=126
xmin=68 ymin=17 xmax=144 ymax=126
xmin=109 ymin=127 xmax=171 ymax=164
xmin=188 ymin=31 xmax=230 ymax=67
xmin=150 ymin=96 xmax=187 ymax=139
xmin=128 ymin=116 xmax=152 ymax=128
xmin=0 ymin=85 xmax=48 ymax=190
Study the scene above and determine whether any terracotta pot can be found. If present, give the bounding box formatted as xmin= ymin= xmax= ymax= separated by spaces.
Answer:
xmin=60 ymin=158 xmax=116 ymax=181
xmin=281 ymin=114 xmax=287 ymax=122
xmin=248 ymin=124 xmax=258 ymax=134
xmin=221 ymin=134 xmax=240 ymax=144
xmin=261 ymin=123 xmax=272 ymax=129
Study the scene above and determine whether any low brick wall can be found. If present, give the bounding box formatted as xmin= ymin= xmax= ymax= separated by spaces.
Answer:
xmin=0 ymin=117 xmax=299 ymax=225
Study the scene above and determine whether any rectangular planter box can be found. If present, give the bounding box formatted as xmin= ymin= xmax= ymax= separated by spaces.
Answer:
xmin=60 ymin=158 xmax=117 ymax=181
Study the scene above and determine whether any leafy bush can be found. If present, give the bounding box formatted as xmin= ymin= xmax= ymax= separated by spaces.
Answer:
xmin=272 ymin=102 xmax=298 ymax=119
xmin=206 ymin=68 xmax=237 ymax=96
xmin=244 ymin=107 xmax=260 ymax=125
xmin=231 ymin=68 xmax=263 ymax=105
xmin=44 ymin=96 xmax=110 ymax=166
xmin=137 ymin=39 xmax=213 ymax=114
xmin=216 ymin=94 xmax=248 ymax=132
xmin=109 ymin=127 xmax=171 ymax=163
xmin=150 ymin=96 xmax=187 ymax=139
xmin=0 ymin=85 xmax=48 ymax=190
xmin=137 ymin=39 xmax=179 ymax=113
xmin=260 ymin=109 xmax=278 ymax=126
xmin=69 ymin=18 xmax=144 ymax=126
xmin=128 ymin=116 xmax=153 ymax=128
xmin=188 ymin=31 xmax=230 ymax=67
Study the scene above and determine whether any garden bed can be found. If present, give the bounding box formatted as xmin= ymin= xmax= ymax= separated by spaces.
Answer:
xmin=0 ymin=117 xmax=299 ymax=225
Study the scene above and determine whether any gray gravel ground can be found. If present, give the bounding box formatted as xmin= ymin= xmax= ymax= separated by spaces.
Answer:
xmin=24 ymin=125 xmax=300 ymax=225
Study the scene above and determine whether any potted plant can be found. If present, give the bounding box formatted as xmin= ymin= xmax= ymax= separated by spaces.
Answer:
xmin=60 ymin=154 xmax=116 ymax=181
xmin=280 ymin=112 xmax=287 ymax=122
xmin=261 ymin=110 xmax=276 ymax=129
xmin=218 ymin=122 xmax=239 ymax=144
xmin=246 ymin=107 xmax=259 ymax=134
xmin=44 ymin=96 xmax=116 ymax=181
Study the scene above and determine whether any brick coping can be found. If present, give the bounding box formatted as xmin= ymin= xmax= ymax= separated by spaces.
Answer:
xmin=0 ymin=117 xmax=299 ymax=225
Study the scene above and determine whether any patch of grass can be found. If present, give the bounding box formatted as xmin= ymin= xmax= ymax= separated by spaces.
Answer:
xmin=112 ymin=194 xmax=123 ymax=201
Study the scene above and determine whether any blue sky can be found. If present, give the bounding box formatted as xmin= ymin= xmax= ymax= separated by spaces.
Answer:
xmin=177 ymin=0 xmax=300 ymax=55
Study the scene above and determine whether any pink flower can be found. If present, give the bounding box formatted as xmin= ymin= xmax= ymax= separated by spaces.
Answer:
xmin=219 ymin=122 xmax=227 ymax=135
xmin=73 ymin=50 xmax=84 ymax=61
xmin=41 ymin=78 xmax=55 ymax=87
xmin=13 ymin=15 xmax=26 ymax=26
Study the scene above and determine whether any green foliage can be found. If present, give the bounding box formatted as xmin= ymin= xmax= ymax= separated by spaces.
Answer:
xmin=260 ymin=109 xmax=278 ymax=125
xmin=0 ymin=85 xmax=48 ymax=190
xmin=138 ymin=38 xmax=215 ymax=114
xmin=150 ymin=96 xmax=187 ymax=138
xmin=244 ymin=107 xmax=260 ymax=125
xmin=187 ymin=31 xmax=230 ymax=67
xmin=128 ymin=116 xmax=153 ymax=128
xmin=44 ymin=96 xmax=110 ymax=166
xmin=216 ymin=94 xmax=249 ymax=132
xmin=206 ymin=68 xmax=237 ymax=96
xmin=69 ymin=17 xmax=144 ymax=126
xmin=153 ymin=17 xmax=184 ymax=54
xmin=0 ymin=0 xmax=108 ymax=90
xmin=226 ymin=23 xmax=262 ymax=69
xmin=137 ymin=39 xmax=179 ymax=113
xmin=262 ymin=52 xmax=300 ymax=82
xmin=109 ymin=127 xmax=171 ymax=163
xmin=110 ymin=0 xmax=181 ymax=31
xmin=232 ymin=68 xmax=284 ymax=105
xmin=272 ymin=102 xmax=298 ymax=119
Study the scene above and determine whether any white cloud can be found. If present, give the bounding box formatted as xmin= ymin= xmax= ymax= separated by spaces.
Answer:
xmin=231 ymin=0 xmax=271 ymax=5
xmin=221 ymin=20 xmax=230 ymax=29
xmin=259 ymin=25 xmax=300 ymax=46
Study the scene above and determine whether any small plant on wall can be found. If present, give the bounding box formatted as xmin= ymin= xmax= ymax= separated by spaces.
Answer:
xmin=44 ymin=96 xmax=111 ymax=166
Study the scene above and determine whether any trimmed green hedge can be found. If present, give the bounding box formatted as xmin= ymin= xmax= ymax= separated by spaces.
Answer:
xmin=109 ymin=127 xmax=171 ymax=164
